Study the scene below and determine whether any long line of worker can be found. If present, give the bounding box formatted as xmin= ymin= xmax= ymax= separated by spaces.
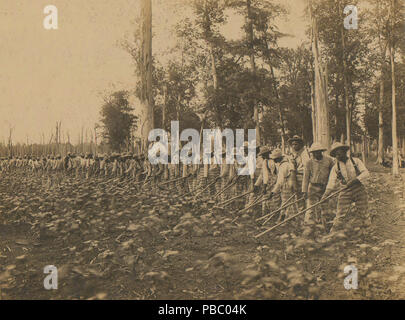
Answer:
xmin=0 ymin=135 xmax=370 ymax=234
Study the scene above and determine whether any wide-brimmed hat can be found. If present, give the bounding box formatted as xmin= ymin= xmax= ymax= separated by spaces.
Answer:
xmin=309 ymin=142 xmax=327 ymax=153
xmin=270 ymin=148 xmax=283 ymax=160
xmin=258 ymin=146 xmax=271 ymax=157
xmin=330 ymin=142 xmax=349 ymax=157
xmin=288 ymin=135 xmax=304 ymax=144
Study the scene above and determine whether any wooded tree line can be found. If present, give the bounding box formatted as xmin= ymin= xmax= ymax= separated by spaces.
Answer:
xmin=0 ymin=121 xmax=105 ymax=157
xmin=2 ymin=1 xmax=402 ymax=175
xmin=114 ymin=0 xmax=404 ymax=174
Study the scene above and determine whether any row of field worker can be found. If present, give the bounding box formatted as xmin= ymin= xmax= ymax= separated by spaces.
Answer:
xmin=0 ymin=135 xmax=370 ymax=233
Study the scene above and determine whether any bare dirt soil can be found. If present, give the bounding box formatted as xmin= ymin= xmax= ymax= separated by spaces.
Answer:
xmin=0 ymin=163 xmax=404 ymax=300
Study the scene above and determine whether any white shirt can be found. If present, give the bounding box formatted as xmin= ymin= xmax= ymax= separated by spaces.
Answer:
xmin=289 ymin=147 xmax=311 ymax=175
xmin=271 ymin=160 xmax=295 ymax=193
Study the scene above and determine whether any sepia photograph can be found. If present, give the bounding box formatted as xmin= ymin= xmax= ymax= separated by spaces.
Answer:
xmin=0 ymin=0 xmax=404 ymax=303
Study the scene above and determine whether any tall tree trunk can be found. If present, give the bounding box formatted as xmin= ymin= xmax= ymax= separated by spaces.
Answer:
xmin=200 ymin=0 xmax=217 ymax=152
xmin=362 ymin=134 xmax=366 ymax=164
xmin=376 ymin=0 xmax=388 ymax=164
xmin=270 ymin=66 xmax=286 ymax=152
xmin=177 ymin=93 xmax=181 ymax=122
xmin=333 ymin=92 xmax=338 ymax=141
xmin=202 ymin=0 xmax=218 ymax=128
xmin=139 ymin=0 xmax=154 ymax=152
xmin=310 ymin=78 xmax=316 ymax=142
xmin=94 ymin=127 xmax=98 ymax=156
xmin=209 ymin=44 xmax=218 ymax=91
xmin=246 ymin=0 xmax=260 ymax=144
xmin=389 ymin=0 xmax=398 ymax=175
xmin=310 ymin=0 xmax=330 ymax=149
xmin=59 ymin=122 xmax=62 ymax=154
xmin=8 ymin=128 xmax=13 ymax=157
xmin=391 ymin=45 xmax=398 ymax=175
xmin=81 ymin=127 xmax=84 ymax=153
xmin=340 ymin=1 xmax=351 ymax=150
xmin=163 ymin=84 xmax=167 ymax=130
xmin=402 ymin=136 xmax=405 ymax=158
xmin=377 ymin=77 xmax=385 ymax=164
xmin=56 ymin=123 xmax=59 ymax=154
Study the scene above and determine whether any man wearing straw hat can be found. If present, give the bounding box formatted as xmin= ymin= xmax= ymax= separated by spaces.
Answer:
xmin=238 ymin=141 xmax=256 ymax=192
xmin=245 ymin=142 xmax=261 ymax=208
xmin=218 ymin=149 xmax=231 ymax=202
xmin=302 ymin=142 xmax=334 ymax=227
xmin=253 ymin=146 xmax=276 ymax=214
xmin=268 ymin=148 xmax=295 ymax=221
xmin=322 ymin=142 xmax=370 ymax=232
xmin=254 ymin=146 xmax=271 ymax=189
xmin=288 ymin=135 xmax=310 ymax=211
xmin=225 ymin=147 xmax=239 ymax=199
xmin=150 ymin=149 xmax=164 ymax=192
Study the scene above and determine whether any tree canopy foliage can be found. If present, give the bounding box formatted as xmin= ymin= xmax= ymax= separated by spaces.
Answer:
xmin=118 ymin=0 xmax=404 ymax=154
xmin=100 ymin=91 xmax=138 ymax=152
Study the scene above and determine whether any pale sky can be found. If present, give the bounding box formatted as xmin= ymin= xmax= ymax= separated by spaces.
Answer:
xmin=0 ymin=0 xmax=307 ymax=144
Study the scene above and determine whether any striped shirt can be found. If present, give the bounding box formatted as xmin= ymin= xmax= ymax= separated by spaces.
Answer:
xmin=302 ymin=156 xmax=334 ymax=193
